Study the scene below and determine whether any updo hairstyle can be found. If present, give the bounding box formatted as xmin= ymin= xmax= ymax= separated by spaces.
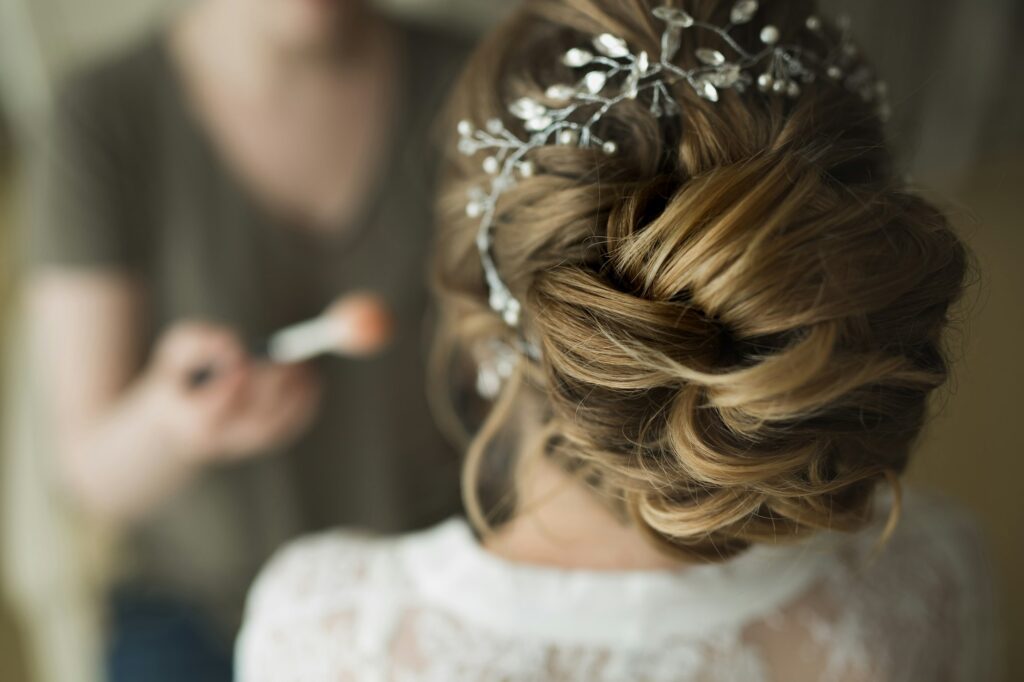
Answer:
xmin=433 ymin=0 xmax=969 ymax=561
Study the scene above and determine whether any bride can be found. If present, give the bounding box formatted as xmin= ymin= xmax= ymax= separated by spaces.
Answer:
xmin=236 ymin=0 xmax=995 ymax=679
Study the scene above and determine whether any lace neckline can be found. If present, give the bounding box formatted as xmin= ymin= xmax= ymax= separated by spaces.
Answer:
xmin=398 ymin=518 xmax=840 ymax=647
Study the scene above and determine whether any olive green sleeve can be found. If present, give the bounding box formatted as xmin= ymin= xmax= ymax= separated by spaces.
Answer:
xmin=27 ymin=68 xmax=148 ymax=271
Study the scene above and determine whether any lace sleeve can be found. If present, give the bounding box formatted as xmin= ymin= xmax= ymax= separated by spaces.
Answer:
xmin=234 ymin=531 xmax=387 ymax=682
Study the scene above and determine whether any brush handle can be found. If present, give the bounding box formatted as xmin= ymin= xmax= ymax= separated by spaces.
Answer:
xmin=265 ymin=317 xmax=340 ymax=364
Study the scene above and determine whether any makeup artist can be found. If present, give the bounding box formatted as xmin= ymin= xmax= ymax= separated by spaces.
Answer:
xmin=24 ymin=0 xmax=466 ymax=678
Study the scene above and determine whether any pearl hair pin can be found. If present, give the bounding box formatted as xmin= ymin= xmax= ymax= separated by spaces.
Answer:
xmin=457 ymin=2 xmax=888 ymax=348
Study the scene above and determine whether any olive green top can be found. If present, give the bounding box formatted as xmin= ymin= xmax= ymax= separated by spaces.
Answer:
xmin=29 ymin=21 xmax=468 ymax=635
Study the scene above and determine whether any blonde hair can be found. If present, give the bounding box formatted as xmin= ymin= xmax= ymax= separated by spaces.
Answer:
xmin=432 ymin=0 xmax=968 ymax=561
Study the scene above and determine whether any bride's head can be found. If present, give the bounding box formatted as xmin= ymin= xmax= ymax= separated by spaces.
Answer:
xmin=433 ymin=0 xmax=969 ymax=561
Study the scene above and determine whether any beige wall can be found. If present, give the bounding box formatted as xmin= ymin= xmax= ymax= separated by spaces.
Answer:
xmin=911 ymin=157 xmax=1024 ymax=679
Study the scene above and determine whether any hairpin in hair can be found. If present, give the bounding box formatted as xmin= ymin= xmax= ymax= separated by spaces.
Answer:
xmin=458 ymin=2 xmax=888 ymax=389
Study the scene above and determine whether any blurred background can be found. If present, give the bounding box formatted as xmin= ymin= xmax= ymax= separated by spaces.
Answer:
xmin=0 ymin=0 xmax=1020 ymax=680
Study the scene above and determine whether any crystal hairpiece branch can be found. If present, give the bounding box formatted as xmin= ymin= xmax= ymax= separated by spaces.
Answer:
xmin=458 ymin=1 xmax=888 ymax=362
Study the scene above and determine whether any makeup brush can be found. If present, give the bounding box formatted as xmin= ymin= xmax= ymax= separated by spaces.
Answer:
xmin=265 ymin=293 xmax=393 ymax=362
xmin=187 ymin=292 xmax=393 ymax=388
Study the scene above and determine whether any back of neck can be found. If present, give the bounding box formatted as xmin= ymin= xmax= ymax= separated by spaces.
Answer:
xmin=484 ymin=457 xmax=684 ymax=572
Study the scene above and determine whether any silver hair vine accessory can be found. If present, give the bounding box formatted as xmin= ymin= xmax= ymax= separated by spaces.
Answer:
xmin=458 ymin=1 xmax=888 ymax=392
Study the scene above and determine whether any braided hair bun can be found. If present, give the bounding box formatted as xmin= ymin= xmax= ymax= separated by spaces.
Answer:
xmin=435 ymin=0 xmax=968 ymax=560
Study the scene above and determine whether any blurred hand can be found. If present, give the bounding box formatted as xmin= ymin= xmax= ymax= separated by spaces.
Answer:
xmin=140 ymin=322 xmax=322 ymax=467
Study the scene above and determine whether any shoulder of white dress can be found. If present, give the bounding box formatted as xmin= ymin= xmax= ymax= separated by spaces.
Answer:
xmin=242 ymin=528 xmax=400 ymax=621
xmin=241 ymin=520 xmax=468 ymax=623
xmin=846 ymin=487 xmax=989 ymax=578
xmin=800 ymin=488 xmax=999 ymax=680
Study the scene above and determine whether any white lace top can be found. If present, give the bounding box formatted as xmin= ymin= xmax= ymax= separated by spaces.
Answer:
xmin=235 ymin=490 xmax=995 ymax=682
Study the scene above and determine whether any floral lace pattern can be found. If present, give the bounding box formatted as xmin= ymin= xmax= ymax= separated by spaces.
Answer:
xmin=236 ymin=491 xmax=995 ymax=682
